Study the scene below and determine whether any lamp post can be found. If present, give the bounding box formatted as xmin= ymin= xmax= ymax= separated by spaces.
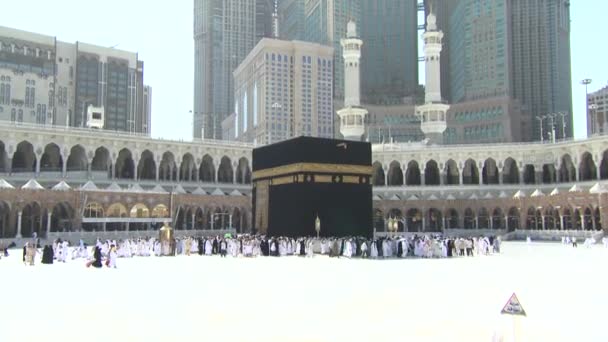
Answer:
xmin=581 ymin=79 xmax=593 ymax=135
xmin=557 ymin=112 xmax=567 ymax=139
xmin=315 ymin=214 xmax=321 ymax=238
xmin=589 ymin=104 xmax=599 ymax=135
xmin=536 ymin=116 xmax=544 ymax=142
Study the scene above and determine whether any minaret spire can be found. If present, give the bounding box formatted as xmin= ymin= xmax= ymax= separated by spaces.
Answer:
xmin=416 ymin=9 xmax=450 ymax=145
xmin=337 ymin=20 xmax=368 ymax=141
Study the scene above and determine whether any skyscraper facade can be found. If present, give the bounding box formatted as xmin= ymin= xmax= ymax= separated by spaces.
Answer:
xmin=360 ymin=0 xmax=419 ymax=104
xmin=0 ymin=26 xmax=149 ymax=135
xmin=193 ymin=0 xmax=273 ymax=139
xmin=231 ymin=38 xmax=334 ymax=145
xmin=429 ymin=0 xmax=572 ymax=142
xmin=279 ymin=0 xmax=360 ymax=100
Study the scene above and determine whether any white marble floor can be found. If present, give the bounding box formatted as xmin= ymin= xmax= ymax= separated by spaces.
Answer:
xmin=0 ymin=242 xmax=605 ymax=342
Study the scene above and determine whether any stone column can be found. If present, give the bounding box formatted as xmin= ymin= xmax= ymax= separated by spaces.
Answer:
xmin=191 ymin=214 xmax=195 ymax=230
xmin=597 ymin=164 xmax=602 ymax=180
xmin=46 ymin=212 xmax=52 ymax=235
xmin=439 ymin=171 xmax=445 ymax=185
xmin=211 ymin=215 xmax=214 ymax=230
xmin=498 ymin=170 xmax=503 ymax=185
xmin=155 ymin=164 xmax=160 ymax=182
xmin=229 ymin=214 xmax=233 ymax=229
xmin=575 ymin=167 xmax=580 ymax=182
xmin=504 ymin=215 xmax=509 ymax=230
xmin=103 ymin=222 xmax=107 ymax=232
xmin=474 ymin=216 xmax=479 ymax=229
xmin=519 ymin=168 xmax=524 ymax=184
xmin=62 ymin=159 xmax=67 ymax=178
xmin=233 ymin=166 xmax=237 ymax=184
xmin=489 ymin=216 xmax=493 ymax=230
xmin=126 ymin=222 xmax=130 ymax=232
xmin=35 ymin=155 xmax=41 ymax=176
xmin=458 ymin=168 xmax=464 ymax=185
xmin=479 ymin=172 xmax=483 ymax=185
xmin=87 ymin=160 xmax=92 ymax=179
xmin=421 ymin=217 xmax=426 ymax=232
xmin=16 ymin=211 xmax=22 ymax=238
xmin=214 ymin=168 xmax=218 ymax=183
xmin=559 ymin=215 xmax=564 ymax=230
xmin=442 ymin=217 xmax=446 ymax=230
xmin=420 ymin=168 xmax=426 ymax=185
xmin=541 ymin=215 xmax=546 ymax=230
xmin=7 ymin=158 xmax=12 ymax=176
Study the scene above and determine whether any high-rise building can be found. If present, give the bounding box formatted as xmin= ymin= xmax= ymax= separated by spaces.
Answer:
xmin=360 ymin=0 xmax=419 ymax=104
xmin=229 ymin=38 xmax=334 ymax=145
xmin=429 ymin=0 xmax=572 ymax=143
xmin=279 ymin=0 xmax=360 ymax=101
xmin=193 ymin=0 xmax=274 ymax=140
xmin=587 ymin=85 xmax=608 ymax=137
xmin=0 ymin=26 xmax=150 ymax=135
xmin=278 ymin=0 xmax=305 ymax=41
xmin=143 ymin=85 xmax=152 ymax=134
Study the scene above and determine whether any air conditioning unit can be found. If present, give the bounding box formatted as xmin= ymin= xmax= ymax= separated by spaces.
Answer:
xmin=86 ymin=105 xmax=104 ymax=129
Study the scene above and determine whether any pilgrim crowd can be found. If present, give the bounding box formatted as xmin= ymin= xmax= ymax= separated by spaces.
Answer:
xmin=7 ymin=233 xmax=608 ymax=267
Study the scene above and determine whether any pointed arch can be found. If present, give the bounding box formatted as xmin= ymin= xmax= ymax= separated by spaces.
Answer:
xmin=579 ymin=152 xmax=597 ymax=181
xmin=523 ymin=165 xmax=535 ymax=185
xmin=405 ymin=161 xmax=421 ymax=185
xmin=462 ymin=159 xmax=479 ymax=185
xmin=427 ymin=208 xmax=442 ymax=232
xmin=445 ymin=159 xmax=459 ymax=185
xmin=21 ymin=202 xmax=42 ymax=238
xmin=115 ymin=148 xmax=135 ymax=179
xmin=218 ymin=156 xmax=233 ymax=183
xmin=559 ymin=154 xmax=576 ymax=183
xmin=601 ymin=149 xmax=608 ymax=180
xmin=91 ymin=146 xmax=111 ymax=174
xmin=492 ymin=207 xmax=504 ymax=229
xmin=50 ymin=202 xmax=74 ymax=233
xmin=406 ymin=208 xmax=422 ymax=232
xmin=372 ymin=162 xmax=385 ymax=186
xmin=137 ymin=150 xmax=156 ymax=180
xmin=236 ymin=157 xmax=251 ymax=184
xmin=482 ymin=158 xmax=499 ymax=185
xmin=507 ymin=207 xmax=520 ymax=231
xmin=40 ymin=143 xmax=63 ymax=172
xmin=199 ymin=155 xmax=215 ymax=183
xmin=464 ymin=208 xmax=475 ymax=229
xmin=478 ymin=207 xmax=490 ymax=229
xmin=180 ymin=153 xmax=198 ymax=182
xmin=66 ymin=145 xmax=88 ymax=172
xmin=159 ymin=151 xmax=177 ymax=181
xmin=387 ymin=161 xmax=403 ymax=186
xmin=425 ymin=160 xmax=440 ymax=185
xmin=542 ymin=164 xmax=556 ymax=184
xmin=445 ymin=208 xmax=458 ymax=229
xmin=502 ymin=158 xmax=519 ymax=184
xmin=12 ymin=141 xmax=36 ymax=173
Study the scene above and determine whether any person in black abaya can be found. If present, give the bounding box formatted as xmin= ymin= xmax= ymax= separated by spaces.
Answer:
xmin=299 ymin=239 xmax=306 ymax=256
xmin=92 ymin=246 xmax=103 ymax=268
xmin=41 ymin=245 xmax=54 ymax=264
xmin=198 ymin=237 xmax=204 ymax=256
xmin=212 ymin=238 xmax=219 ymax=254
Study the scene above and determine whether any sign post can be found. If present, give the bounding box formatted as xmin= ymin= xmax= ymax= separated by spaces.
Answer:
xmin=500 ymin=293 xmax=526 ymax=341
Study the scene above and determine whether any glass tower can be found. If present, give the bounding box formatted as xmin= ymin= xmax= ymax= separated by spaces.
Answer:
xmin=360 ymin=0 xmax=419 ymax=104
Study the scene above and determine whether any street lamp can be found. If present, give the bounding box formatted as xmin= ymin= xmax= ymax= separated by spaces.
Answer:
xmin=536 ymin=116 xmax=544 ymax=142
xmin=589 ymin=104 xmax=599 ymax=135
xmin=557 ymin=112 xmax=567 ymax=140
xmin=315 ymin=214 xmax=321 ymax=238
xmin=581 ymin=79 xmax=593 ymax=134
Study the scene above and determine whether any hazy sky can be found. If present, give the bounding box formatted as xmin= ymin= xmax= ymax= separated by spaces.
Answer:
xmin=2 ymin=0 xmax=606 ymax=141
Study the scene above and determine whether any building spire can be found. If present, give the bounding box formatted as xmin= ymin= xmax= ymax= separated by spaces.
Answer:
xmin=337 ymin=20 xmax=368 ymax=141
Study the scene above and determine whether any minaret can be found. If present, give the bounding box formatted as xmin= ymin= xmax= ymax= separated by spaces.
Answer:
xmin=337 ymin=20 xmax=368 ymax=141
xmin=416 ymin=10 xmax=450 ymax=145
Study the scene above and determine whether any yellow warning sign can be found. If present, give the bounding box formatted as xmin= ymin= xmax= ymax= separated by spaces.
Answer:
xmin=500 ymin=293 xmax=527 ymax=317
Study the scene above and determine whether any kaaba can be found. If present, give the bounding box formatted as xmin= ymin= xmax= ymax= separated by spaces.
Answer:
xmin=252 ymin=136 xmax=372 ymax=238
